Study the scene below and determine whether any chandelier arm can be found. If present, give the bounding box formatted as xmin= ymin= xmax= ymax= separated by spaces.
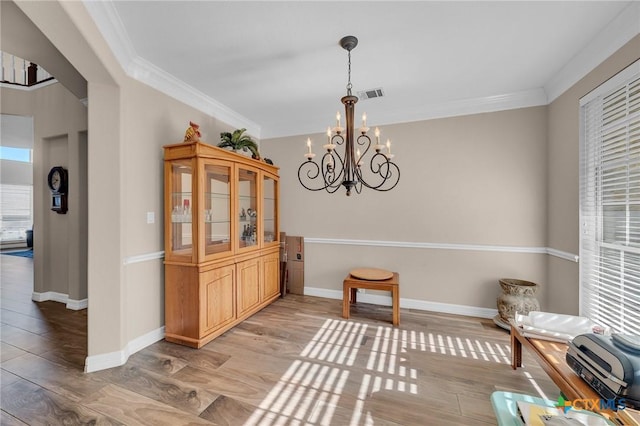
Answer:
xmin=321 ymin=152 xmax=343 ymax=188
xmin=331 ymin=135 xmax=346 ymax=160
xmin=328 ymin=144 xmax=346 ymax=184
xmin=368 ymin=152 xmax=393 ymax=178
xmin=359 ymin=157 xmax=401 ymax=191
xmin=297 ymin=161 xmax=332 ymax=192
xmin=325 ymin=181 xmax=343 ymax=194
xmin=356 ymin=134 xmax=372 ymax=160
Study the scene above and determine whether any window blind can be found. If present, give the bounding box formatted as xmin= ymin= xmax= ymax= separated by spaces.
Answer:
xmin=580 ymin=59 xmax=640 ymax=335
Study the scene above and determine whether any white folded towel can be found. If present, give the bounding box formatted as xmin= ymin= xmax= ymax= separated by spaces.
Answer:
xmin=515 ymin=311 xmax=610 ymax=343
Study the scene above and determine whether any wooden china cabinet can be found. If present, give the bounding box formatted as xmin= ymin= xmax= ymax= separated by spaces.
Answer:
xmin=163 ymin=141 xmax=280 ymax=348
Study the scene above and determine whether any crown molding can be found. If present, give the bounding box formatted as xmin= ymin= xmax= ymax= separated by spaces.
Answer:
xmin=82 ymin=0 xmax=261 ymax=138
xmin=130 ymin=56 xmax=261 ymax=137
xmin=261 ymin=88 xmax=549 ymax=139
xmin=82 ymin=0 xmax=137 ymax=73
xmin=545 ymin=1 xmax=640 ymax=103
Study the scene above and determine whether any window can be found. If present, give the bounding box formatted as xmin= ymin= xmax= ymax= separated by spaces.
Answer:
xmin=0 ymin=146 xmax=31 ymax=162
xmin=580 ymin=59 xmax=640 ymax=335
xmin=0 ymin=184 xmax=33 ymax=243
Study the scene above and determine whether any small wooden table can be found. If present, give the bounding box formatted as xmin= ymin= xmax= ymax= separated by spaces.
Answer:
xmin=342 ymin=270 xmax=399 ymax=326
xmin=510 ymin=323 xmax=640 ymax=424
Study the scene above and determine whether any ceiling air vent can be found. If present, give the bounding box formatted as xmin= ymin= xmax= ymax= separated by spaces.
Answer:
xmin=357 ymin=88 xmax=385 ymax=100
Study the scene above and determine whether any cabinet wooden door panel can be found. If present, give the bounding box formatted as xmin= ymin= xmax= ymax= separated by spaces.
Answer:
xmin=200 ymin=265 xmax=236 ymax=334
xmin=237 ymin=258 xmax=261 ymax=316
xmin=262 ymin=252 xmax=280 ymax=301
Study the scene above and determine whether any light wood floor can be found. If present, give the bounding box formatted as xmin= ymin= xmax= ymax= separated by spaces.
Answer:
xmin=1 ymin=254 xmax=560 ymax=425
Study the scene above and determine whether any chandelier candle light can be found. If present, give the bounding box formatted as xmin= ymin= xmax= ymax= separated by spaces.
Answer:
xmin=298 ymin=35 xmax=400 ymax=196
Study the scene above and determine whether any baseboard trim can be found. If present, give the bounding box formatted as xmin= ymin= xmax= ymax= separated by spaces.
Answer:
xmin=31 ymin=291 xmax=87 ymax=310
xmin=32 ymin=291 xmax=67 ymax=304
xmin=303 ymin=286 xmax=498 ymax=319
xmin=84 ymin=326 xmax=165 ymax=373
xmin=66 ymin=298 xmax=88 ymax=310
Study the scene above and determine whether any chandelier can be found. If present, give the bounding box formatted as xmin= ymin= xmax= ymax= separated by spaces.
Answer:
xmin=298 ymin=35 xmax=400 ymax=196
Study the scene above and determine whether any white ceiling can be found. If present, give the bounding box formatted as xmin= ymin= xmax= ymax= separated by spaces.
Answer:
xmin=86 ymin=1 xmax=637 ymax=139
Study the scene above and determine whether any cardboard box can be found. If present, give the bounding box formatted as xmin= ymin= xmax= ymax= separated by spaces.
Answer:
xmin=287 ymin=260 xmax=304 ymax=295
xmin=286 ymin=236 xmax=304 ymax=262
xmin=285 ymin=236 xmax=304 ymax=294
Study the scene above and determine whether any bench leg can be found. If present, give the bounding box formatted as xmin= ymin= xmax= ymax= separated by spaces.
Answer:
xmin=350 ymin=288 xmax=357 ymax=304
xmin=343 ymin=283 xmax=350 ymax=319
xmin=392 ymin=285 xmax=399 ymax=326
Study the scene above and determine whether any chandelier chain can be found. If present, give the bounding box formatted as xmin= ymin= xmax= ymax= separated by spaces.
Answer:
xmin=347 ymin=50 xmax=352 ymax=95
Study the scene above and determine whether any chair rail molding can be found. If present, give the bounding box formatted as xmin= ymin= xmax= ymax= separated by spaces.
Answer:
xmin=304 ymin=237 xmax=579 ymax=262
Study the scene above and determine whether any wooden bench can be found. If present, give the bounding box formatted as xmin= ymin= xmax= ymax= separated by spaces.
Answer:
xmin=342 ymin=269 xmax=399 ymax=326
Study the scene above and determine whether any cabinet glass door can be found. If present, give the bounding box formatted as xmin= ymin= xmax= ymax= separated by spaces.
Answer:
xmin=204 ymin=163 xmax=231 ymax=256
xmin=169 ymin=160 xmax=193 ymax=258
xmin=263 ymin=174 xmax=278 ymax=245
xmin=238 ymin=167 xmax=258 ymax=249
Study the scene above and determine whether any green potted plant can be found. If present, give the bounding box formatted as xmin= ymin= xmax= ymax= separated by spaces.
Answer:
xmin=218 ymin=128 xmax=260 ymax=159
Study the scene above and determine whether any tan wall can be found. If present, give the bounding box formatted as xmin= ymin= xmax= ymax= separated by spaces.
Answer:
xmin=119 ymin=77 xmax=236 ymax=343
xmin=546 ymin=34 xmax=640 ymax=314
xmin=42 ymin=135 xmax=70 ymax=294
xmin=263 ymin=106 xmax=550 ymax=310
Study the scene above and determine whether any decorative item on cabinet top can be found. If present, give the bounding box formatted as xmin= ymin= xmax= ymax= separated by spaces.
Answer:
xmin=218 ymin=128 xmax=261 ymax=160
xmin=183 ymin=121 xmax=201 ymax=143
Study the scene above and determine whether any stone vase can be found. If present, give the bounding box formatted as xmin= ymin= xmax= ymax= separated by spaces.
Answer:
xmin=494 ymin=278 xmax=540 ymax=330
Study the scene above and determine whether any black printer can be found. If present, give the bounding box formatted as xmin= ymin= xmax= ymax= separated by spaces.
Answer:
xmin=566 ymin=333 xmax=640 ymax=409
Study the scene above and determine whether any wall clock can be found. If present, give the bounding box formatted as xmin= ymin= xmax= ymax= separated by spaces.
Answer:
xmin=47 ymin=166 xmax=68 ymax=214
